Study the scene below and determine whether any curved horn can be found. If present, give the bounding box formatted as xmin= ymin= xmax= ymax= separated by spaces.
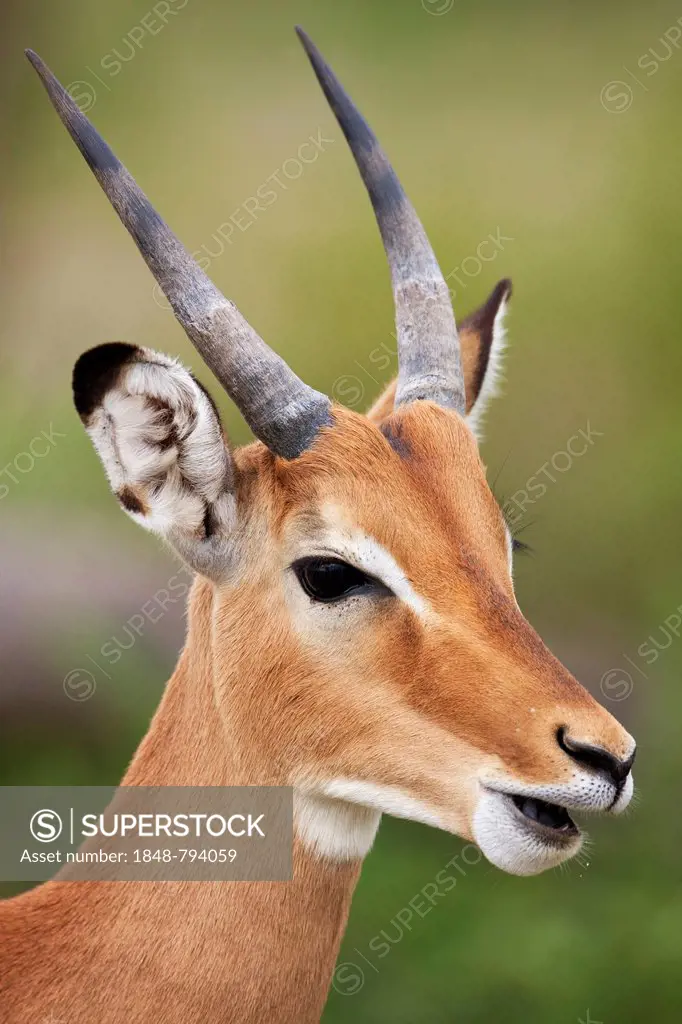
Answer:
xmin=26 ymin=49 xmax=331 ymax=459
xmin=296 ymin=28 xmax=464 ymax=414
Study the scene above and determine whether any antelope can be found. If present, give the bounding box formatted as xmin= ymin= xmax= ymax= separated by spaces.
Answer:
xmin=2 ymin=28 xmax=635 ymax=1024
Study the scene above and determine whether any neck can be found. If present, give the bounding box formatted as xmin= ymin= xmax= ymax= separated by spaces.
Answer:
xmin=4 ymin=579 xmax=367 ymax=1024
xmin=125 ymin=577 xmax=366 ymax=1022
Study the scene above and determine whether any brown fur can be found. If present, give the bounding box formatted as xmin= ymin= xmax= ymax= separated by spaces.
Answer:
xmin=0 ymin=583 xmax=360 ymax=1023
xmin=0 ymin=366 xmax=632 ymax=1022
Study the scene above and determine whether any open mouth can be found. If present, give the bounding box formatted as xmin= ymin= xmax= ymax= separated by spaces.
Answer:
xmin=509 ymin=794 xmax=578 ymax=839
xmin=473 ymin=787 xmax=586 ymax=875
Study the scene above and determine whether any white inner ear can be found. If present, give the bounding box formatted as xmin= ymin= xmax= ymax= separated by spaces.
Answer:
xmin=86 ymin=348 xmax=235 ymax=552
xmin=466 ymin=296 xmax=509 ymax=442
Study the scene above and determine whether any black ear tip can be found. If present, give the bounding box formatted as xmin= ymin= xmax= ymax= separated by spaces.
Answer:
xmin=73 ymin=342 xmax=138 ymax=422
xmin=495 ymin=278 xmax=513 ymax=303
xmin=461 ymin=279 xmax=513 ymax=337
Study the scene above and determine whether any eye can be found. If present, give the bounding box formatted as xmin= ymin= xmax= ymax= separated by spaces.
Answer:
xmin=492 ymin=488 xmax=534 ymax=557
xmin=293 ymin=557 xmax=379 ymax=603
xmin=511 ymin=537 xmax=532 ymax=556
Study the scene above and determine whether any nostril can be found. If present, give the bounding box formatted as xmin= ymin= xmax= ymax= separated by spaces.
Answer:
xmin=556 ymin=727 xmax=636 ymax=787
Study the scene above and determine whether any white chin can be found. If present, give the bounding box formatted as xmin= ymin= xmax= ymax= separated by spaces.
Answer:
xmin=472 ymin=789 xmax=582 ymax=876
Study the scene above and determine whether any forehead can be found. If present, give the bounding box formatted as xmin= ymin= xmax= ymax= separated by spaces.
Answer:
xmin=270 ymin=403 xmax=509 ymax=577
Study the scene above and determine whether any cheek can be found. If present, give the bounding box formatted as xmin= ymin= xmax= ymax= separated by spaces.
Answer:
xmin=371 ymin=609 xmax=424 ymax=689
xmin=283 ymin=567 xmax=372 ymax=653
xmin=283 ymin=572 xmax=422 ymax=683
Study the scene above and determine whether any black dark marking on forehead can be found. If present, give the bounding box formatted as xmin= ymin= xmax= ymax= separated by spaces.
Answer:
xmin=380 ymin=419 xmax=412 ymax=458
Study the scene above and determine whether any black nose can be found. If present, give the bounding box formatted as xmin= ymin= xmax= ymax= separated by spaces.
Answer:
xmin=557 ymin=728 xmax=635 ymax=787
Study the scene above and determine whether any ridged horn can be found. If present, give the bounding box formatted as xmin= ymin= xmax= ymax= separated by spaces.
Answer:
xmin=26 ymin=49 xmax=331 ymax=459
xmin=296 ymin=27 xmax=465 ymax=414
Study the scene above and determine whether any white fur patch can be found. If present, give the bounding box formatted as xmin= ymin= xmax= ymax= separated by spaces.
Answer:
xmin=294 ymin=778 xmax=445 ymax=860
xmin=482 ymin=757 xmax=636 ymax=816
xmin=84 ymin=347 xmax=236 ymax=573
xmin=294 ymin=790 xmax=381 ymax=861
xmin=305 ymin=510 xmax=432 ymax=619
xmin=321 ymin=779 xmax=445 ymax=828
xmin=466 ymin=294 xmax=509 ymax=440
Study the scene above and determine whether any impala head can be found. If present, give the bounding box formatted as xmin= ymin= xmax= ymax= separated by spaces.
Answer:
xmin=28 ymin=29 xmax=635 ymax=877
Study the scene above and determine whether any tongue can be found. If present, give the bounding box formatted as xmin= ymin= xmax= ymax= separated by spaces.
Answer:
xmin=537 ymin=802 xmax=564 ymax=828
xmin=521 ymin=798 xmax=541 ymax=822
xmin=518 ymin=796 xmax=569 ymax=829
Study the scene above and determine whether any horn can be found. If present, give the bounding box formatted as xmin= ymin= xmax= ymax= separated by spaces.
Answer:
xmin=296 ymin=28 xmax=465 ymax=414
xmin=25 ymin=49 xmax=331 ymax=459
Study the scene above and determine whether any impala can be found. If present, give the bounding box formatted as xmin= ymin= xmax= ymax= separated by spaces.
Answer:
xmin=2 ymin=28 xmax=635 ymax=1024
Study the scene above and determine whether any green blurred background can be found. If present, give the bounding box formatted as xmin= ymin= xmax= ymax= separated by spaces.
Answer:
xmin=2 ymin=0 xmax=681 ymax=1020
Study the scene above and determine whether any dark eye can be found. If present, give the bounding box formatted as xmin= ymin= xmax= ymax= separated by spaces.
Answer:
xmin=494 ymin=494 xmax=534 ymax=557
xmin=293 ymin=557 xmax=377 ymax=603
xmin=511 ymin=537 xmax=532 ymax=556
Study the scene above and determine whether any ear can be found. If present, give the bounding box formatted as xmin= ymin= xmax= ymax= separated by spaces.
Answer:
xmin=73 ymin=343 xmax=237 ymax=579
xmin=460 ymin=278 xmax=512 ymax=438
xmin=366 ymin=279 xmax=512 ymax=439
